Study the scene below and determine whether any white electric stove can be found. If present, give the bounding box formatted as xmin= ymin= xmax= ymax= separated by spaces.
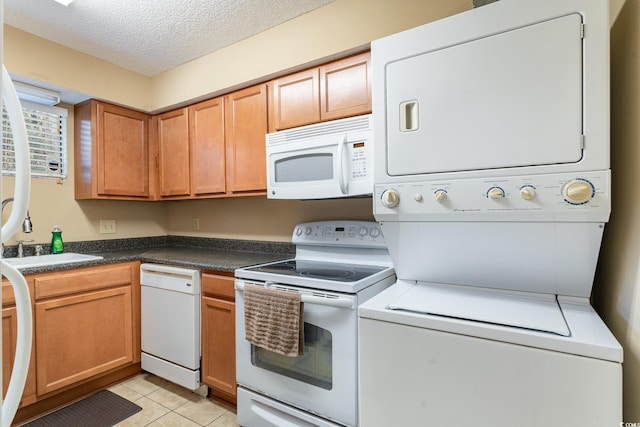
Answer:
xmin=235 ymin=220 xmax=395 ymax=427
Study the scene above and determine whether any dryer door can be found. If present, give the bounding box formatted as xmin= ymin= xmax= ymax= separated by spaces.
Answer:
xmin=385 ymin=13 xmax=583 ymax=176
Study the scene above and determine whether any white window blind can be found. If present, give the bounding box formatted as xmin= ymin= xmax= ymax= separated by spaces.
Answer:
xmin=2 ymin=100 xmax=68 ymax=179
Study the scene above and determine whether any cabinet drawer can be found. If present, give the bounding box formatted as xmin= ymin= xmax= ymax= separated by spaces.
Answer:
xmin=2 ymin=280 xmax=16 ymax=306
xmin=3 ymin=277 xmax=35 ymax=307
xmin=202 ymin=273 xmax=235 ymax=300
xmin=35 ymin=264 xmax=133 ymax=300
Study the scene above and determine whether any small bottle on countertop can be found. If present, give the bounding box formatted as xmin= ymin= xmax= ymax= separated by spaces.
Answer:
xmin=51 ymin=225 xmax=64 ymax=254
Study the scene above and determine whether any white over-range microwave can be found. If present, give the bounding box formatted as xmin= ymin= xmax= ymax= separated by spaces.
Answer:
xmin=266 ymin=114 xmax=373 ymax=199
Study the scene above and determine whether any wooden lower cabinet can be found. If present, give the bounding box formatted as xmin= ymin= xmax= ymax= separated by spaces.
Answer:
xmin=33 ymin=263 xmax=138 ymax=396
xmin=201 ymin=272 xmax=236 ymax=403
xmin=2 ymin=277 xmax=37 ymax=407
xmin=35 ymin=286 xmax=133 ymax=395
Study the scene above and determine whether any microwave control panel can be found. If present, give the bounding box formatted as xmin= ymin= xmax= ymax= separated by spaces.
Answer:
xmin=349 ymin=141 xmax=369 ymax=180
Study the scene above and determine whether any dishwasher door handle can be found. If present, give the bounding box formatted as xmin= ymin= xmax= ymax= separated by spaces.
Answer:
xmin=235 ymin=281 xmax=354 ymax=309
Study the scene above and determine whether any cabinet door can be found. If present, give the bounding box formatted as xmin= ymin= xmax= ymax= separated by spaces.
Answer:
xmin=2 ymin=280 xmax=36 ymax=407
xmin=189 ymin=98 xmax=226 ymax=196
xmin=35 ymin=286 xmax=133 ymax=395
xmin=96 ymin=102 xmax=150 ymax=197
xmin=157 ymin=108 xmax=191 ymax=197
xmin=225 ymin=84 xmax=268 ymax=193
xmin=2 ymin=307 xmax=36 ymax=407
xmin=271 ymin=68 xmax=320 ymax=131
xmin=201 ymin=273 xmax=236 ymax=400
xmin=201 ymin=296 xmax=236 ymax=399
xmin=319 ymin=52 xmax=372 ymax=121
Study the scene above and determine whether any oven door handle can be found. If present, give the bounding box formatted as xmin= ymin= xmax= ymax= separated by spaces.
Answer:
xmin=236 ymin=281 xmax=354 ymax=309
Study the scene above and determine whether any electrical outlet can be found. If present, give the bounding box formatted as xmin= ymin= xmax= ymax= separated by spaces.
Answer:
xmin=99 ymin=219 xmax=117 ymax=234
xmin=192 ymin=217 xmax=200 ymax=231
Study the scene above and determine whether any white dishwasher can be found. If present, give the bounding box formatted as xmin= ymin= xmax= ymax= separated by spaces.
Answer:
xmin=140 ymin=263 xmax=201 ymax=390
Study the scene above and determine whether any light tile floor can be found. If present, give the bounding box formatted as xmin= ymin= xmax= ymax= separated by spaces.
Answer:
xmin=109 ymin=373 xmax=239 ymax=427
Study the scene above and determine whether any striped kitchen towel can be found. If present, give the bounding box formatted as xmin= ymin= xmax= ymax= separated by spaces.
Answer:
xmin=243 ymin=284 xmax=304 ymax=357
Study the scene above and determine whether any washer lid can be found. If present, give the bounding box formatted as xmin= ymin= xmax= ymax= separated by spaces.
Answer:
xmin=388 ymin=282 xmax=570 ymax=336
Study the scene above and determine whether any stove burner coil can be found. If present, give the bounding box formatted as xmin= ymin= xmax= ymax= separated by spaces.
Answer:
xmin=299 ymin=269 xmax=357 ymax=279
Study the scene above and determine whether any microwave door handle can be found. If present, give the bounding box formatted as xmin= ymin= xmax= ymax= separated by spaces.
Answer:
xmin=336 ymin=136 xmax=347 ymax=195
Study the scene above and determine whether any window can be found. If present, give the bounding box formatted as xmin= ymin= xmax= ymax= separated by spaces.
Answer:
xmin=2 ymin=100 xmax=68 ymax=179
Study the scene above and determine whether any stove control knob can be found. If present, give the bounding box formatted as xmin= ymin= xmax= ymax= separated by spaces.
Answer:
xmin=487 ymin=187 xmax=505 ymax=200
xmin=434 ymin=190 xmax=447 ymax=203
xmin=563 ymin=179 xmax=594 ymax=204
xmin=358 ymin=226 xmax=368 ymax=237
xmin=520 ymin=186 xmax=536 ymax=200
xmin=381 ymin=189 xmax=400 ymax=208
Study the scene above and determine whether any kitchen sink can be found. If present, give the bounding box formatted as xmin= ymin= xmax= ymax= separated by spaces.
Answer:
xmin=2 ymin=252 xmax=104 ymax=269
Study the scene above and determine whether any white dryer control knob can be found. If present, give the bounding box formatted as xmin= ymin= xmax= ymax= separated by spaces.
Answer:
xmin=487 ymin=187 xmax=504 ymax=200
xmin=358 ymin=226 xmax=368 ymax=237
xmin=434 ymin=190 xmax=447 ymax=203
xmin=520 ymin=187 xmax=536 ymax=200
xmin=414 ymin=193 xmax=424 ymax=202
xmin=381 ymin=189 xmax=400 ymax=208
xmin=305 ymin=226 xmax=313 ymax=235
xmin=563 ymin=180 xmax=593 ymax=204
xmin=433 ymin=190 xmax=447 ymax=203
xmin=370 ymin=227 xmax=381 ymax=238
xmin=295 ymin=227 xmax=303 ymax=236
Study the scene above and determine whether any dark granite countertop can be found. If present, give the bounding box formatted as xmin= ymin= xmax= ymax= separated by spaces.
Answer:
xmin=6 ymin=235 xmax=295 ymax=275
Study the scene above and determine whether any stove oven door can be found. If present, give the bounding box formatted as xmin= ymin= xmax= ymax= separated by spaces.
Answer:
xmin=235 ymin=279 xmax=358 ymax=427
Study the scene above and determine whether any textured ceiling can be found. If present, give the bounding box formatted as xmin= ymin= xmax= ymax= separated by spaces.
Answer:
xmin=4 ymin=0 xmax=334 ymax=77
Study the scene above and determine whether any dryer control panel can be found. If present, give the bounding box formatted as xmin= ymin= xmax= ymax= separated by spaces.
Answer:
xmin=374 ymin=171 xmax=610 ymax=222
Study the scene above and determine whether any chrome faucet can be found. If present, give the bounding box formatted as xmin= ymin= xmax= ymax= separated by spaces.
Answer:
xmin=16 ymin=239 xmax=34 ymax=258
xmin=1 ymin=197 xmax=13 ymax=214
xmin=1 ymin=197 xmax=33 ymax=233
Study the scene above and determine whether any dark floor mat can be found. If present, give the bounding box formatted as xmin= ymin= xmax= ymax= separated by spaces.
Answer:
xmin=23 ymin=390 xmax=142 ymax=427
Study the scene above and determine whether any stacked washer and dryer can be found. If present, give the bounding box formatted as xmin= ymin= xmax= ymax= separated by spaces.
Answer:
xmin=359 ymin=0 xmax=623 ymax=426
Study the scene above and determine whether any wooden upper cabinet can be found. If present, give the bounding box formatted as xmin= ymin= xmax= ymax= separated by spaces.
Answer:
xmin=75 ymin=100 xmax=151 ymax=200
xmin=189 ymin=98 xmax=226 ymax=196
xmin=320 ymin=52 xmax=372 ymax=121
xmin=225 ymin=84 xmax=268 ymax=194
xmin=156 ymin=108 xmax=190 ymax=198
xmin=271 ymin=68 xmax=320 ymax=130
xmin=269 ymin=51 xmax=371 ymax=131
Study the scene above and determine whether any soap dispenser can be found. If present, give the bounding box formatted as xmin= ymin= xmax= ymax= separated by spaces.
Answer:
xmin=51 ymin=225 xmax=64 ymax=254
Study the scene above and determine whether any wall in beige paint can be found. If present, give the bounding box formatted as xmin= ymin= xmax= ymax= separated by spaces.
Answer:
xmin=150 ymin=0 xmax=470 ymax=112
xmin=3 ymin=0 xmax=470 ymax=113
xmin=594 ymin=0 xmax=640 ymax=421
xmin=4 ymin=26 xmax=151 ymax=111
xmin=165 ymin=197 xmax=374 ymax=242
xmin=2 ymin=0 xmax=471 ymax=247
